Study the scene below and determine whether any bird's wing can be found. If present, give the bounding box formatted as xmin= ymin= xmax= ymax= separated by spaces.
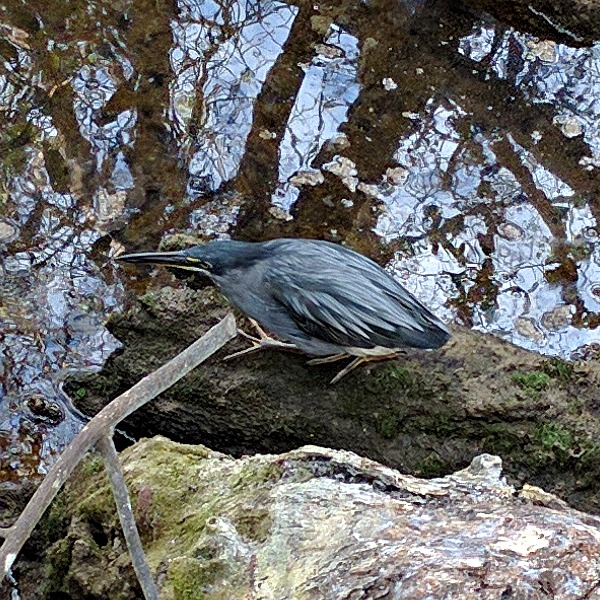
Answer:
xmin=272 ymin=282 xmax=376 ymax=348
xmin=264 ymin=244 xmax=448 ymax=350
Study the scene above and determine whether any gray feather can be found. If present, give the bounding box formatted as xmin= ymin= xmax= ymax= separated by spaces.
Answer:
xmin=260 ymin=239 xmax=450 ymax=352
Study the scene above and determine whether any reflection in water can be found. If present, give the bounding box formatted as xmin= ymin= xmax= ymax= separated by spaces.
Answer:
xmin=189 ymin=192 xmax=242 ymax=238
xmin=170 ymin=1 xmax=298 ymax=195
xmin=375 ymin=90 xmax=600 ymax=356
xmin=272 ymin=25 xmax=360 ymax=212
xmin=386 ymin=27 xmax=600 ymax=357
xmin=376 ymin=102 xmax=465 ymax=239
xmin=508 ymin=133 xmax=575 ymax=200
xmin=1 ymin=145 xmax=124 ymax=481
xmin=0 ymin=27 xmax=129 ymax=484
xmin=73 ymin=64 xmax=135 ymax=177
xmin=460 ymin=27 xmax=600 ymax=163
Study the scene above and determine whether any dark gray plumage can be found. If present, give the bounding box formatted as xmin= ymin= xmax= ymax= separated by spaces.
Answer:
xmin=118 ymin=238 xmax=450 ymax=380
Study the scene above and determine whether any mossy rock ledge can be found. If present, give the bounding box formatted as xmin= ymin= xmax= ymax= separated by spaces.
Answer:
xmin=67 ymin=285 xmax=600 ymax=515
xmin=13 ymin=438 xmax=600 ymax=599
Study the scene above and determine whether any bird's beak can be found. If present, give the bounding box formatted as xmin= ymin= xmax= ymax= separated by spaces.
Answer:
xmin=117 ymin=250 xmax=199 ymax=271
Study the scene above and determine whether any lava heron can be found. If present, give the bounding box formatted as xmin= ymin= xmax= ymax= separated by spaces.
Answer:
xmin=117 ymin=238 xmax=450 ymax=383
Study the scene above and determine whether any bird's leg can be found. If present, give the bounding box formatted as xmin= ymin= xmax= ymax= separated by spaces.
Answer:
xmin=329 ymin=352 xmax=404 ymax=384
xmin=329 ymin=357 xmax=367 ymax=384
xmin=223 ymin=340 xmax=298 ymax=361
xmin=237 ymin=318 xmax=270 ymax=343
xmin=306 ymin=353 xmax=348 ymax=365
xmin=224 ymin=318 xmax=299 ymax=361
xmin=236 ymin=327 xmax=261 ymax=344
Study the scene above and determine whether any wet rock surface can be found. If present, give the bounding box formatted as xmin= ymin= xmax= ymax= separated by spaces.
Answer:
xmin=11 ymin=438 xmax=600 ymax=599
xmin=66 ymin=284 xmax=600 ymax=516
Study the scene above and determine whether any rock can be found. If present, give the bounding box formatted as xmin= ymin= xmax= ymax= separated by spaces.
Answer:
xmin=288 ymin=170 xmax=325 ymax=187
xmin=65 ymin=285 xmax=600 ymax=518
xmin=0 ymin=219 xmax=18 ymax=243
xmin=323 ymin=155 xmax=359 ymax=193
xmin=541 ymin=304 xmax=574 ymax=330
xmin=553 ymin=115 xmax=584 ymax=138
xmin=16 ymin=438 xmax=600 ymax=599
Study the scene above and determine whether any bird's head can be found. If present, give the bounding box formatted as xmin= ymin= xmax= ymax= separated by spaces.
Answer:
xmin=117 ymin=240 xmax=263 ymax=279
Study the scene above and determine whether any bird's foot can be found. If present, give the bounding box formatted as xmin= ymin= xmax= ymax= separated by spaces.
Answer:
xmin=306 ymin=353 xmax=348 ymax=365
xmin=223 ymin=339 xmax=298 ymax=361
xmin=224 ymin=318 xmax=299 ymax=361
xmin=328 ymin=352 xmax=403 ymax=384
xmin=237 ymin=318 xmax=270 ymax=343
xmin=329 ymin=356 xmax=367 ymax=384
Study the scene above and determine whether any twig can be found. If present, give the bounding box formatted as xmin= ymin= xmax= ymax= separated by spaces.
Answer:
xmin=96 ymin=435 xmax=159 ymax=600
xmin=1 ymin=313 xmax=237 ymax=579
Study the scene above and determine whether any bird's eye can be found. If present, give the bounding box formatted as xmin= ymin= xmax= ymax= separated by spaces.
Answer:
xmin=187 ymin=257 xmax=212 ymax=270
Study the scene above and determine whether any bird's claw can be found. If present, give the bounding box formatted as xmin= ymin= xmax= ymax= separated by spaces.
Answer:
xmin=306 ymin=353 xmax=348 ymax=365
xmin=223 ymin=338 xmax=299 ymax=361
xmin=237 ymin=328 xmax=261 ymax=343
xmin=225 ymin=318 xmax=299 ymax=361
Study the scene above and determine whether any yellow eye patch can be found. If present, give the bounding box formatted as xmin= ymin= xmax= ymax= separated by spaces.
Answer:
xmin=184 ymin=256 xmax=212 ymax=270
xmin=172 ymin=264 xmax=205 ymax=272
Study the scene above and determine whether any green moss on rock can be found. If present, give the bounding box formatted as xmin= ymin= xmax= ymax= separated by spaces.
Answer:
xmin=512 ymin=371 xmax=551 ymax=399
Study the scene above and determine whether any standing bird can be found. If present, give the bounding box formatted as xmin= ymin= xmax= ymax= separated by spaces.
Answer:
xmin=117 ymin=238 xmax=450 ymax=383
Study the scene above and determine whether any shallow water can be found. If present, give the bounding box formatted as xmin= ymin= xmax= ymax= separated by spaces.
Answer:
xmin=0 ymin=0 xmax=599 ymax=513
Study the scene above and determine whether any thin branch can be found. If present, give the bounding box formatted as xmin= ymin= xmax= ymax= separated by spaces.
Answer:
xmin=96 ymin=435 xmax=159 ymax=600
xmin=1 ymin=313 xmax=237 ymax=578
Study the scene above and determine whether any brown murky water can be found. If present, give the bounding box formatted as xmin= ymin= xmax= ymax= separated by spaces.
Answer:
xmin=1 ymin=0 xmax=599 ymax=563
